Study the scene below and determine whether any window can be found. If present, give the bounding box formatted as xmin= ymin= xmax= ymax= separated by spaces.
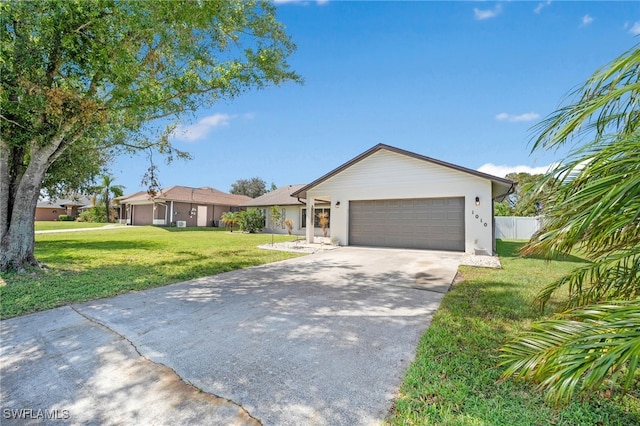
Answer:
xmin=301 ymin=208 xmax=330 ymax=228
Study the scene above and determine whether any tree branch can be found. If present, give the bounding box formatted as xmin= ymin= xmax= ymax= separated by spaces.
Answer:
xmin=0 ymin=114 xmax=28 ymax=130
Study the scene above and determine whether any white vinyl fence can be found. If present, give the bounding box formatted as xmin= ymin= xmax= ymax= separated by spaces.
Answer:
xmin=495 ymin=216 xmax=542 ymax=240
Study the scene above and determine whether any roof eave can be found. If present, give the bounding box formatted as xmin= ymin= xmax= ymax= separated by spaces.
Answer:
xmin=291 ymin=144 xmax=515 ymax=198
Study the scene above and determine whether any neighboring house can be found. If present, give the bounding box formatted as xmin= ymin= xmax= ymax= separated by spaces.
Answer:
xmin=35 ymin=197 xmax=92 ymax=221
xmin=240 ymin=184 xmax=329 ymax=237
xmin=291 ymin=144 xmax=515 ymax=254
xmin=117 ymin=186 xmax=251 ymax=227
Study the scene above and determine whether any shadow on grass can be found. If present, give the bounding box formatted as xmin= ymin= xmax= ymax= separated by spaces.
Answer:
xmin=389 ymin=244 xmax=637 ymax=426
xmin=155 ymin=226 xmax=228 ymax=233
xmin=496 ymin=240 xmax=587 ymax=263
xmin=38 ymin=239 xmax=165 ymax=251
xmin=0 ymin=248 xmax=297 ymax=319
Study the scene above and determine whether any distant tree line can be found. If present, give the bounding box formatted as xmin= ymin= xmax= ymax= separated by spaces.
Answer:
xmin=494 ymin=172 xmax=549 ymax=217
xmin=229 ymin=177 xmax=277 ymax=198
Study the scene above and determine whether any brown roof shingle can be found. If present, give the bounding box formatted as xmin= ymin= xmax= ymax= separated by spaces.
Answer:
xmin=119 ymin=186 xmax=251 ymax=206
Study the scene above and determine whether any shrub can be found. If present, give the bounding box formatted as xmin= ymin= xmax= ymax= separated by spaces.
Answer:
xmin=58 ymin=214 xmax=74 ymax=221
xmin=77 ymin=206 xmax=107 ymax=223
xmin=238 ymin=209 xmax=265 ymax=233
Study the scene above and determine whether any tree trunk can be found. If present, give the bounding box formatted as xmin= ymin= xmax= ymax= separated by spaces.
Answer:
xmin=0 ymin=143 xmax=60 ymax=272
xmin=0 ymin=176 xmax=43 ymax=271
xmin=104 ymin=192 xmax=111 ymax=223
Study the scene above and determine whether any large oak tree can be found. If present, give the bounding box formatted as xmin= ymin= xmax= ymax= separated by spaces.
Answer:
xmin=0 ymin=0 xmax=300 ymax=271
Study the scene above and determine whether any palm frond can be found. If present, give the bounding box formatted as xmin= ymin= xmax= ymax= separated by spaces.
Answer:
xmin=499 ymin=301 xmax=640 ymax=406
xmin=525 ymin=131 xmax=640 ymax=260
xmin=536 ymin=251 xmax=640 ymax=310
xmin=531 ymin=44 xmax=640 ymax=152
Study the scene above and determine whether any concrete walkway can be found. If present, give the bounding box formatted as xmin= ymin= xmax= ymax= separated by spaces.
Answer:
xmin=1 ymin=247 xmax=462 ymax=425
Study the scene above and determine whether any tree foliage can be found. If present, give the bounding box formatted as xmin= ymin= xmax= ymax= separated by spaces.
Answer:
xmin=230 ymin=177 xmax=270 ymax=198
xmin=494 ymin=172 xmax=547 ymax=217
xmin=500 ymin=45 xmax=640 ymax=404
xmin=269 ymin=205 xmax=283 ymax=244
xmin=92 ymin=175 xmax=124 ymax=223
xmin=0 ymin=0 xmax=299 ymax=271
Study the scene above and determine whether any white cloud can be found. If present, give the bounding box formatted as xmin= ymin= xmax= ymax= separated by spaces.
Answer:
xmin=534 ymin=1 xmax=552 ymax=14
xmin=495 ymin=112 xmax=540 ymax=122
xmin=581 ymin=14 xmax=594 ymax=27
xmin=171 ymin=113 xmax=234 ymax=142
xmin=629 ymin=21 xmax=640 ymax=36
xmin=477 ymin=163 xmax=555 ymax=178
xmin=474 ymin=4 xmax=502 ymax=20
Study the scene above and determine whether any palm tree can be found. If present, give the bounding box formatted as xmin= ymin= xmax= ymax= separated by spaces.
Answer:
xmin=220 ymin=211 xmax=239 ymax=232
xmin=499 ymin=45 xmax=640 ymax=404
xmin=97 ymin=175 xmax=125 ymax=223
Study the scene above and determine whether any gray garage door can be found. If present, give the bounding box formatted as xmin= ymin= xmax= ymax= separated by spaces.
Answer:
xmin=349 ymin=198 xmax=465 ymax=251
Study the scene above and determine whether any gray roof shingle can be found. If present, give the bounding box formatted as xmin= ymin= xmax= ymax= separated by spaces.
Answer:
xmin=240 ymin=184 xmax=307 ymax=207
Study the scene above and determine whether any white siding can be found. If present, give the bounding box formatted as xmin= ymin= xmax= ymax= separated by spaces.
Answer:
xmin=307 ymin=150 xmax=494 ymax=254
xmin=263 ymin=205 xmax=306 ymax=236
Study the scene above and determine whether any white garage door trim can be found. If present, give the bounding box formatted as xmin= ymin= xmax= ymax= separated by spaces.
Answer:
xmin=349 ymin=197 xmax=465 ymax=251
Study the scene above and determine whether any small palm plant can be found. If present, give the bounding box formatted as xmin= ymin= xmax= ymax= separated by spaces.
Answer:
xmin=317 ymin=212 xmax=329 ymax=238
xmin=284 ymin=219 xmax=293 ymax=235
xmin=220 ymin=211 xmax=239 ymax=232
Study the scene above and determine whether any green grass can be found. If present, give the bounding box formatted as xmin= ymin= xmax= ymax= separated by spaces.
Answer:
xmin=35 ymin=221 xmax=118 ymax=231
xmin=0 ymin=227 xmax=300 ymax=319
xmin=386 ymin=240 xmax=639 ymax=426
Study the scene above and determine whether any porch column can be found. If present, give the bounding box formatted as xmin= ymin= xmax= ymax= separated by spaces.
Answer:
xmin=306 ymin=197 xmax=314 ymax=244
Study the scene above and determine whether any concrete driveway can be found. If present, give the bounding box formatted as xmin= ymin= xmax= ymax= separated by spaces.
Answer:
xmin=1 ymin=247 xmax=462 ymax=425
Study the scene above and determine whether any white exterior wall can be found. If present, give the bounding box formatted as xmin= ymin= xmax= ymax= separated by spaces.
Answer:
xmin=306 ymin=150 xmax=494 ymax=254
xmin=263 ymin=205 xmax=305 ymax=236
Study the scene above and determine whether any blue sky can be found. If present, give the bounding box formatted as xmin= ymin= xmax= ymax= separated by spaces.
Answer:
xmin=112 ymin=1 xmax=640 ymax=195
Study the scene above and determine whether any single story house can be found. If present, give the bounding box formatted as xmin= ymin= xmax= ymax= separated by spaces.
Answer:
xmin=117 ymin=186 xmax=251 ymax=227
xmin=288 ymin=144 xmax=515 ymax=255
xmin=35 ymin=196 xmax=92 ymax=221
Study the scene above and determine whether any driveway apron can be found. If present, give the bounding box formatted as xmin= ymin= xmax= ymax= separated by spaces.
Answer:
xmin=1 ymin=247 xmax=462 ymax=425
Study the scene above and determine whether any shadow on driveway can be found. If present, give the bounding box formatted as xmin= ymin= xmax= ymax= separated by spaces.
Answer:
xmin=1 ymin=247 xmax=461 ymax=425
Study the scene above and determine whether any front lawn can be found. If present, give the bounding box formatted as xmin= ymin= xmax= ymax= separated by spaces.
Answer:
xmin=35 ymin=221 xmax=117 ymax=231
xmin=387 ymin=240 xmax=639 ymax=425
xmin=0 ymin=227 xmax=300 ymax=319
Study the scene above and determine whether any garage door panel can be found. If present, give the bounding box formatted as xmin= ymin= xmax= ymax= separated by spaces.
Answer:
xmin=349 ymin=197 xmax=464 ymax=251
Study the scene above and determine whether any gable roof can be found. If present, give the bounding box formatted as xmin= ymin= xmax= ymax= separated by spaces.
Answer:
xmin=291 ymin=144 xmax=516 ymax=199
xmin=118 ymin=186 xmax=251 ymax=205
xmin=240 ymin=184 xmax=307 ymax=207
